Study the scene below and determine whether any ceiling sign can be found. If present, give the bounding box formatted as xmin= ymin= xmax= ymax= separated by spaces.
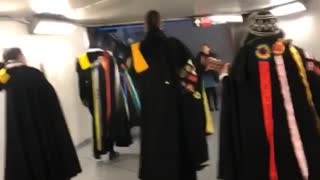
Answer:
xmin=194 ymin=15 xmax=244 ymax=27
xmin=194 ymin=17 xmax=213 ymax=27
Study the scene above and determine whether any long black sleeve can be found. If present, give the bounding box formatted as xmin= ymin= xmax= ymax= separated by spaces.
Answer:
xmin=76 ymin=60 xmax=90 ymax=107
xmin=218 ymin=76 xmax=239 ymax=180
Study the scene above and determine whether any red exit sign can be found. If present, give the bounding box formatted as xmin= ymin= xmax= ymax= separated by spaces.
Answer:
xmin=194 ymin=17 xmax=213 ymax=27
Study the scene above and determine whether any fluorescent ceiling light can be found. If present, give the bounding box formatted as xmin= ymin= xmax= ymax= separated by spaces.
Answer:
xmin=0 ymin=2 xmax=22 ymax=12
xmin=33 ymin=20 xmax=77 ymax=35
xmin=270 ymin=0 xmax=296 ymax=6
xmin=210 ymin=15 xmax=243 ymax=24
xmin=270 ymin=2 xmax=307 ymax=16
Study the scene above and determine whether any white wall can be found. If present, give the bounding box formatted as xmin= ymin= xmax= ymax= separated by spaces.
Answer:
xmin=278 ymin=0 xmax=320 ymax=57
xmin=230 ymin=0 xmax=320 ymax=57
xmin=0 ymin=91 xmax=5 ymax=180
xmin=0 ymin=21 xmax=91 ymax=146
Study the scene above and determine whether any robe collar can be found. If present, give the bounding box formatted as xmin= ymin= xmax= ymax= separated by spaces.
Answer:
xmin=231 ymin=32 xmax=285 ymax=84
xmin=5 ymin=60 xmax=25 ymax=69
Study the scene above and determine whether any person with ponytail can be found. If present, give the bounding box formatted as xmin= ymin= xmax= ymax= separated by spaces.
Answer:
xmin=134 ymin=10 xmax=209 ymax=180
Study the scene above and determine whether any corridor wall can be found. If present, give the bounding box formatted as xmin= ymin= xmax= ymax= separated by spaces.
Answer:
xmin=231 ymin=0 xmax=320 ymax=57
xmin=277 ymin=0 xmax=320 ymax=57
xmin=0 ymin=21 xmax=91 ymax=146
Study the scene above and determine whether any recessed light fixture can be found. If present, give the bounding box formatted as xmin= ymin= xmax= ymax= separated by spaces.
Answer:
xmin=270 ymin=2 xmax=307 ymax=16
xmin=31 ymin=19 xmax=77 ymax=35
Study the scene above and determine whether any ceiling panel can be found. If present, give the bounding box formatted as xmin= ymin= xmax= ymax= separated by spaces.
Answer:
xmin=69 ymin=0 xmax=105 ymax=9
xmin=71 ymin=0 xmax=194 ymax=25
xmin=0 ymin=0 xmax=31 ymax=17
xmin=71 ymin=0 xmax=299 ymax=25
xmin=195 ymin=0 xmax=296 ymax=14
xmin=0 ymin=0 xmax=302 ymax=25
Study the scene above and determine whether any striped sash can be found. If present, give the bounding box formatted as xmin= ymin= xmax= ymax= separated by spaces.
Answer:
xmin=121 ymin=64 xmax=141 ymax=115
xmin=92 ymin=63 xmax=103 ymax=151
xmin=273 ymin=41 xmax=308 ymax=179
xmin=256 ymin=44 xmax=278 ymax=180
xmin=101 ymin=53 xmax=112 ymax=122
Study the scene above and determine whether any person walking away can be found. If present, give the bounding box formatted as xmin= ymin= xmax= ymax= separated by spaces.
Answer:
xmin=2 ymin=48 xmax=81 ymax=180
xmin=134 ymin=10 xmax=209 ymax=180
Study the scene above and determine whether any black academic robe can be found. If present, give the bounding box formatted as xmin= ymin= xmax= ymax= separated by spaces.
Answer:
xmin=138 ymin=29 xmax=209 ymax=180
xmin=4 ymin=65 xmax=81 ymax=180
xmin=76 ymin=51 xmax=132 ymax=159
xmin=218 ymin=33 xmax=320 ymax=180
xmin=76 ymin=50 xmax=110 ymax=158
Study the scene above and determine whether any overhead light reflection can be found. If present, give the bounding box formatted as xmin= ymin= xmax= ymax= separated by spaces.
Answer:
xmin=33 ymin=20 xmax=77 ymax=35
xmin=270 ymin=0 xmax=295 ymax=6
xmin=210 ymin=15 xmax=243 ymax=23
xmin=270 ymin=2 xmax=307 ymax=16
xmin=0 ymin=2 xmax=23 ymax=12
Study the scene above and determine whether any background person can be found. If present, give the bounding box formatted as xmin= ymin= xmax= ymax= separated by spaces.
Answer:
xmin=196 ymin=44 xmax=220 ymax=111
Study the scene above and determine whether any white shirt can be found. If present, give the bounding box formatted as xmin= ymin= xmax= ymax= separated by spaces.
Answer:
xmin=219 ymin=73 xmax=229 ymax=81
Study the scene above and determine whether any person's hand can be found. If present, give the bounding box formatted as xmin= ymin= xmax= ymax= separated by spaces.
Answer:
xmin=218 ymin=63 xmax=231 ymax=81
xmin=220 ymin=63 xmax=231 ymax=75
xmin=208 ymin=57 xmax=218 ymax=61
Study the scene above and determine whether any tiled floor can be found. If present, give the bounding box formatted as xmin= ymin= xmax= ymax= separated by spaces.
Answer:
xmin=74 ymin=112 xmax=220 ymax=180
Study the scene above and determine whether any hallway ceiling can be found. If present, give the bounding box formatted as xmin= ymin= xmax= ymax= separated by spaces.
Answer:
xmin=0 ymin=0 xmax=301 ymax=25
xmin=0 ymin=0 xmax=30 ymax=17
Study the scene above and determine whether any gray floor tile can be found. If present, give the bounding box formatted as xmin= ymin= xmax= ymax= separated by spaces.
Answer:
xmin=74 ymin=112 xmax=220 ymax=180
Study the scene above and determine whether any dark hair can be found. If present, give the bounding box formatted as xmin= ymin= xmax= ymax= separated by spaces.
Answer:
xmin=3 ymin=48 xmax=22 ymax=62
xmin=145 ymin=10 xmax=161 ymax=31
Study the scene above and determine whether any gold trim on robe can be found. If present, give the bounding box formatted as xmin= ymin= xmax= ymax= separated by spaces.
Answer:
xmin=92 ymin=63 xmax=103 ymax=151
xmin=290 ymin=45 xmax=320 ymax=134
xmin=202 ymin=85 xmax=214 ymax=135
xmin=131 ymin=43 xmax=149 ymax=73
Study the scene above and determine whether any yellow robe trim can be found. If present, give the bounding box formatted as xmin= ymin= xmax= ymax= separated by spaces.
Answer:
xmin=78 ymin=52 xmax=103 ymax=150
xmin=202 ymin=85 xmax=215 ymax=134
xmin=92 ymin=70 xmax=102 ymax=151
xmin=78 ymin=53 xmax=91 ymax=70
xmin=131 ymin=43 xmax=149 ymax=73
xmin=0 ymin=69 xmax=10 ymax=84
xmin=92 ymin=68 xmax=102 ymax=151
xmin=290 ymin=45 xmax=320 ymax=133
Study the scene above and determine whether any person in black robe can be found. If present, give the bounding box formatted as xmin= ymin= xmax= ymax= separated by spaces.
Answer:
xmin=137 ymin=10 xmax=209 ymax=180
xmin=218 ymin=12 xmax=320 ymax=180
xmin=76 ymin=50 xmax=132 ymax=160
xmin=77 ymin=50 xmax=115 ymax=159
xmin=2 ymin=48 xmax=81 ymax=180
